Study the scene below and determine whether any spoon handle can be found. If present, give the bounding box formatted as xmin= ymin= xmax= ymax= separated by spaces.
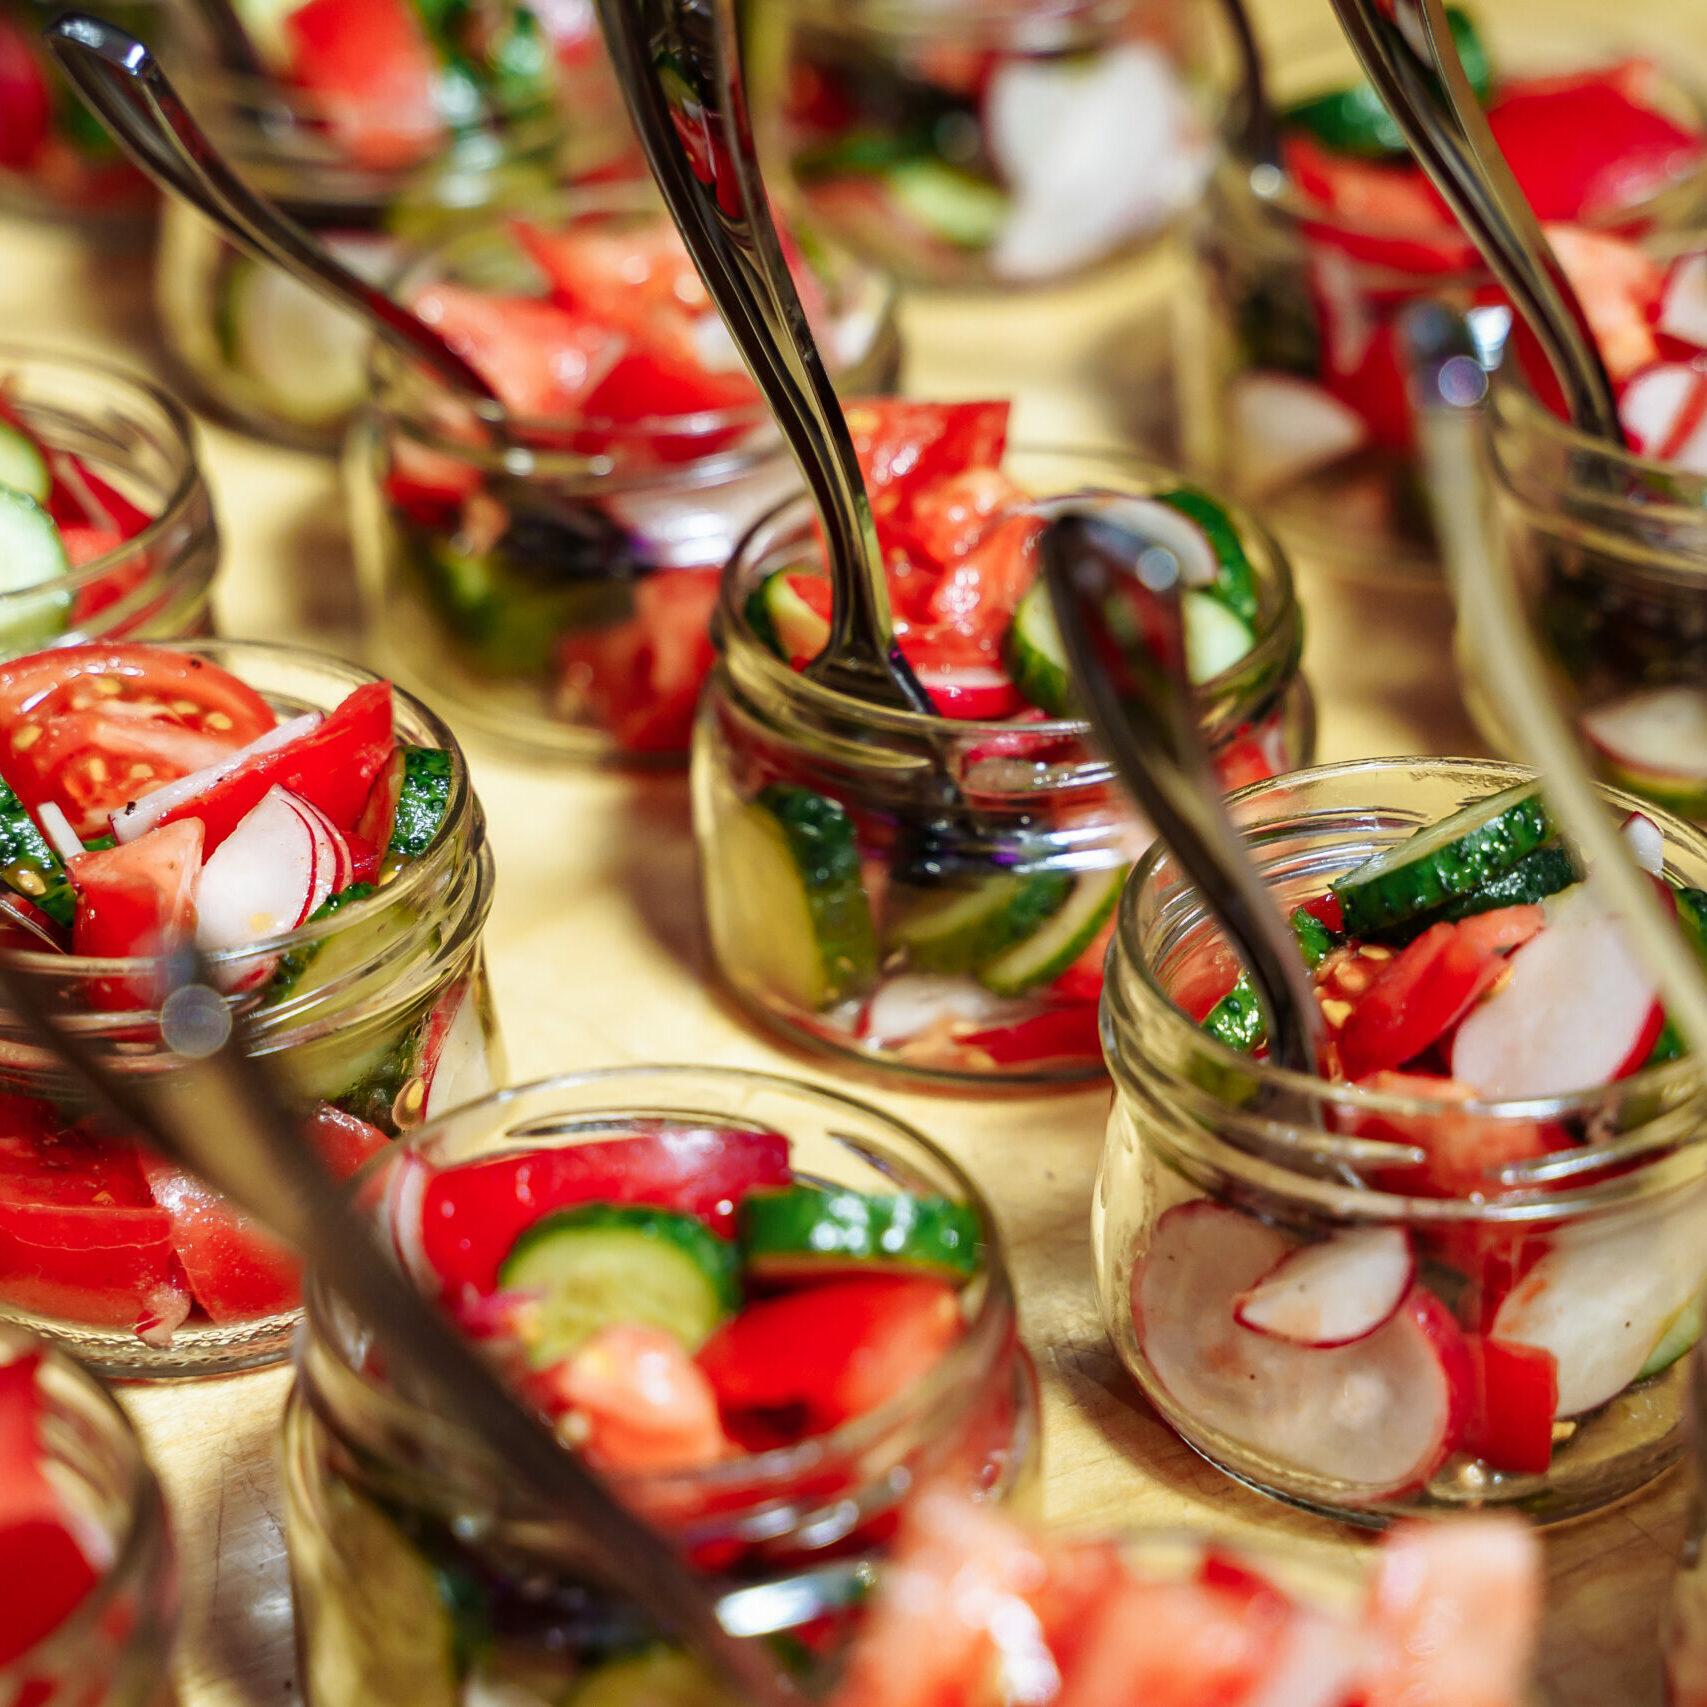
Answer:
xmin=42 ymin=15 xmax=499 ymax=406
xmin=1217 ymin=0 xmax=1280 ymax=172
xmin=0 ymin=945 xmax=797 ymax=1707
xmin=1040 ymin=503 xmax=1324 ymax=1076
xmin=594 ymin=0 xmax=930 ymax=713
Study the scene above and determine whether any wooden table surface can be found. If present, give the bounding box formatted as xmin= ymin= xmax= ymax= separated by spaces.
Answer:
xmin=0 ymin=81 xmax=1683 ymax=1703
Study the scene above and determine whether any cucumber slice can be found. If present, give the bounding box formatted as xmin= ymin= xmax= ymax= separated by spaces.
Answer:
xmin=746 ymin=570 xmax=830 ymax=666
xmin=263 ymin=883 xmax=396 ymax=1006
xmin=1201 ymin=904 xmax=1342 ymax=1052
xmin=0 ymin=780 xmax=74 ymax=929
xmin=1638 ymin=1289 xmax=1705 ymax=1380
xmin=0 ymin=488 xmax=70 ymax=650
xmin=976 ymin=864 xmax=1126 ymax=997
xmin=388 ymin=747 xmax=453 ymax=860
xmin=1182 ymin=589 xmax=1256 ymax=684
xmin=885 ymin=157 xmax=1009 ymax=249
xmin=885 ymin=868 xmax=1073 ymax=974
xmin=715 ymin=784 xmax=878 ymax=1011
xmin=0 ymin=421 xmax=49 ymax=503
xmin=1004 ymin=579 xmax=1072 ymax=716
xmin=1676 ymin=887 xmax=1707 ymax=960
xmin=498 ymin=1204 xmax=740 ymax=1364
xmin=1364 ymin=840 xmax=1584 ymax=945
xmin=1154 ymin=486 xmax=1259 ymax=627
xmin=567 ymin=1649 xmax=736 ymax=1707
xmin=1332 ymin=783 xmax=1557 ymax=939
xmin=302 ymin=1481 xmax=463 ymax=1707
xmin=739 ymin=1185 xmax=981 ymax=1283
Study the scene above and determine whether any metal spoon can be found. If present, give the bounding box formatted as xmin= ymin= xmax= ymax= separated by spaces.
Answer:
xmin=42 ymin=15 xmax=500 ymax=410
xmin=1039 ymin=500 xmax=1323 ymax=1073
xmin=1326 ymin=0 xmax=1624 ymax=443
xmin=0 ymin=945 xmax=797 ymax=1706
xmin=1218 ymin=0 xmax=1281 ymax=173
xmin=593 ymin=0 xmax=931 ymax=716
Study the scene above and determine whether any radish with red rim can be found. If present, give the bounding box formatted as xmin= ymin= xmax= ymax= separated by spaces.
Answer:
xmin=1659 ymin=252 xmax=1707 ymax=351
xmin=193 ymin=785 xmax=332 ymax=952
xmin=1582 ymin=687 xmax=1707 ymax=805
xmin=1232 ymin=1225 xmax=1415 ymax=1348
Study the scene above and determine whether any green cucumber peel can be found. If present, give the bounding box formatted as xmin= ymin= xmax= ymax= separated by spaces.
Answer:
xmin=0 ymin=782 xmax=75 ymax=929
xmin=739 ymin=1185 xmax=981 ymax=1281
xmin=1200 ymin=904 xmax=1342 ymax=1054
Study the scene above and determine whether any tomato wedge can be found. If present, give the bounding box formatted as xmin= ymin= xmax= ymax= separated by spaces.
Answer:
xmin=0 ymin=646 xmax=277 ymax=837
xmin=70 ymin=820 xmax=203 ymax=1010
xmin=1462 ymin=1335 xmax=1559 ymax=1475
xmin=150 ymin=681 xmax=396 ymax=849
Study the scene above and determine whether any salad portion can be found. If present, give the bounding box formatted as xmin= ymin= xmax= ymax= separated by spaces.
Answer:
xmin=697 ymin=402 xmax=1305 ymax=1080
xmin=778 ymin=0 xmax=1212 ymax=287
xmin=1122 ymin=778 xmax=1707 ymax=1514
xmin=1191 ymin=5 xmax=1707 ymax=565
xmin=288 ymin=1095 xmax=1029 ymax=1707
xmin=360 ymin=204 xmax=896 ymax=757
xmin=0 ymin=643 xmax=497 ymax=1362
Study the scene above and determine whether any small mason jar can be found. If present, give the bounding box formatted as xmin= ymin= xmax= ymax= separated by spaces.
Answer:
xmin=763 ymin=0 xmax=1216 ymax=291
xmin=0 ymin=1325 xmax=177 ymax=1707
xmin=693 ymin=447 xmax=1312 ymax=1084
xmin=1095 ymin=755 xmax=1707 ymax=1525
xmin=0 ymin=1 xmax=155 ymax=228
xmin=0 ymin=641 xmax=504 ymax=1379
xmin=0 ymin=348 xmax=218 ymax=657
xmin=1175 ymin=33 xmax=1707 ymax=580
xmin=1477 ymin=364 xmax=1707 ymax=819
xmin=348 ymin=191 xmax=900 ymax=763
xmin=283 ymin=1066 xmax=1038 ymax=1705
xmin=153 ymin=42 xmax=564 ymax=450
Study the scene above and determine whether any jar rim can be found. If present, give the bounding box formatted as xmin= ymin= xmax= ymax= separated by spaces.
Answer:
xmin=304 ymin=1063 xmax=1018 ymax=1494
xmin=1114 ymin=755 xmax=1707 ymax=1128
xmin=718 ymin=455 xmax=1304 ymax=748
xmin=0 ymin=638 xmax=476 ymax=978
xmin=0 ymin=344 xmax=207 ymax=596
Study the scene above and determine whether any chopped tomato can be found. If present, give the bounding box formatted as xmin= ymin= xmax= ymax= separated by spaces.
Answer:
xmin=956 ymin=1004 xmax=1103 ymax=1067
xmin=0 ymin=15 xmax=50 ymax=171
xmin=151 ymin=681 xmax=396 ymax=849
xmin=903 ymin=466 xmax=1027 ymax=567
xmin=697 ymin=1274 xmax=962 ymax=1434
xmin=0 ymin=645 xmax=277 ymax=836
xmin=922 ymin=512 xmax=1040 ymax=643
xmin=843 ymin=400 xmax=1011 ymax=556
xmin=45 ymin=451 xmax=153 ymax=537
xmin=580 ymin=342 xmax=757 ymax=437
xmin=1544 ymin=225 xmax=1664 ymax=381
xmin=1463 ymin=1336 xmax=1559 ymax=1475
xmin=381 ymin=436 xmax=483 ymax=528
xmin=420 ymin=1123 xmax=791 ymax=1298
xmin=69 ymin=820 xmax=203 ymax=1010
xmin=282 ymin=0 xmax=443 ymax=169
xmin=556 ymin=568 xmax=721 ymax=753
xmin=512 ymin=218 xmax=711 ymax=331
xmin=0 ymin=1354 xmax=56 ymax=1529
xmin=1051 ymin=909 xmax=1118 ymax=1004
xmin=1335 ymin=907 xmax=1545 ymax=1080
xmin=411 ymin=285 xmax=627 ymax=420
xmin=60 ymin=526 xmax=124 ymax=567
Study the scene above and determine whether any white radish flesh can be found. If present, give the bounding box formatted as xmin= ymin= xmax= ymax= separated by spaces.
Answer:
xmin=1233 ymin=1226 xmax=1415 ymax=1347
xmin=1582 ymin=685 xmax=1707 ymax=786
xmin=1132 ymin=1201 xmax=1464 ymax=1495
xmin=293 ymin=794 xmax=354 ymax=892
xmin=860 ymin=974 xmax=1028 ymax=1048
xmin=111 ymin=711 xmax=320 ymax=843
xmin=193 ymin=786 xmax=328 ymax=952
xmin=35 ymin=802 xmax=85 ymax=863
xmin=1491 ymin=1179 xmax=1707 ymax=1416
xmin=1660 ymin=253 xmax=1707 ymax=352
xmin=1620 ymin=809 xmax=1667 ymax=877
xmin=1227 ymin=372 xmax=1368 ymax=495
xmin=421 ymin=982 xmax=495 ymax=1121
xmin=1449 ymin=883 xmax=1660 ymax=1098
xmin=1617 ymin=362 xmax=1707 ymax=473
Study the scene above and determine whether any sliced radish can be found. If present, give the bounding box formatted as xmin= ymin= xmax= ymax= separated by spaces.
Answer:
xmin=193 ymin=786 xmax=329 ymax=952
xmin=1620 ymin=809 xmax=1666 ymax=877
xmin=1491 ymin=1178 xmax=1707 ymax=1416
xmin=1243 ymin=1611 xmax=1374 ymax=1707
xmin=1582 ymin=685 xmax=1707 ymax=789
xmin=1659 ymin=252 xmax=1707 ymax=352
xmin=1227 ymin=372 xmax=1368 ymax=495
xmin=1232 ymin=1226 xmax=1415 ymax=1348
xmin=860 ymin=974 xmax=1029 ymax=1049
xmin=1132 ymin=1201 xmax=1469 ymax=1496
xmin=293 ymin=794 xmax=354 ymax=892
xmin=1616 ymin=361 xmax=1707 ymax=472
xmin=111 ymin=712 xmax=321 ymax=844
xmin=1449 ymin=882 xmax=1661 ymax=1098
xmin=34 ymin=801 xmax=85 ymax=863
xmin=915 ymin=661 xmax=1023 ymax=721
xmin=420 ymin=980 xmax=494 ymax=1122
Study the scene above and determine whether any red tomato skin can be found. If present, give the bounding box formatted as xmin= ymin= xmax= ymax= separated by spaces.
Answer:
xmin=843 ymin=400 xmax=1011 ymax=558
xmin=0 ymin=1519 xmax=99 ymax=1666
xmin=0 ymin=15 xmax=51 ymax=171
xmin=1462 ymin=1335 xmax=1559 ymax=1475
xmin=697 ymin=1275 xmax=963 ymax=1433
xmin=0 ymin=1197 xmax=175 ymax=1328
xmin=421 ymin=1125 xmax=792 ymax=1297
xmin=955 ymin=1004 xmax=1103 ymax=1068
xmin=70 ymin=820 xmax=204 ymax=1011
xmin=154 ymin=681 xmax=396 ymax=850
xmin=922 ymin=512 xmax=1040 ymax=643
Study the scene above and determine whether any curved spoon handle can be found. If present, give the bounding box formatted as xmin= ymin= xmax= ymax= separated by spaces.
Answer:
xmin=1326 ymin=0 xmax=1623 ymax=443
xmin=1039 ymin=501 xmax=1324 ymax=1076
xmin=593 ymin=0 xmax=930 ymax=713
xmin=1217 ymin=0 xmax=1281 ymax=172
xmin=43 ymin=15 xmax=500 ymax=406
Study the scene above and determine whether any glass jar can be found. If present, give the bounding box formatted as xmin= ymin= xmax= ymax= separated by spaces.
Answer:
xmin=1175 ymin=30 xmax=1707 ymax=581
xmin=348 ymin=190 xmax=901 ymax=763
xmin=764 ymin=0 xmax=1216 ymax=290
xmin=0 ymin=640 xmax=504 ymax=1379
xmin=1668 ymin=1340 xmax=1707 ymax=1706
xmin=0 ymin=348 xmax=218 ymax=656
xmin=283 ymin=1066 xmax=1038 ymax=1705
xmin=1095 ymin=754 xmax=1707 ymax=1525
xmin=0 ymin=1325 xmax=177 ymax=1707
xmin=0 ymin=1 xmax=156 ymax=228
xmin=153 ymin=30 xmax=566 ymax=451
xmin=1477 ymin=365 xmax=1707 ymax=820
xmin=694 ymin=447 xmax=1312 ymax=1084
